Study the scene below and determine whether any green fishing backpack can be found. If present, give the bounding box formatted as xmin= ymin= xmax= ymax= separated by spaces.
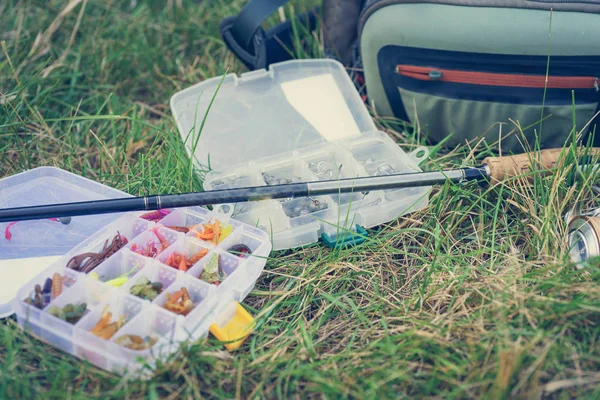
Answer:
xmin=220 ymin=0 xmax=600 ymax=153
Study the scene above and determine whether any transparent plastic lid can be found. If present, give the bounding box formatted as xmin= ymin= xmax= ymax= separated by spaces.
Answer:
xmin=170 ymin=59 xmax=377 ymax=171
xmin=0 ymin=167 xmax=131 ymax=318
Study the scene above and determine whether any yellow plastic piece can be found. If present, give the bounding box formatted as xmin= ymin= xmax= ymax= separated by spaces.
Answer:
xmin=218 ymin=224 xmax=233 ymax=243
xmin=105 ymin=276 xmax=128 ymax=287
xmin=102 ymin=267 xmax=140 ymax=287
xmin=209 ymin=302 xmax=255 ymax=351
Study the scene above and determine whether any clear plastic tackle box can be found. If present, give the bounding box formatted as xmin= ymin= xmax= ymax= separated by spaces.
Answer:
xmin=0 ymin=167 xmax=133 ymax=318
xmin=170 ymin=59 xmax=432 ymax=250
xmin=1 ymin=167 xmax=272 ymax=378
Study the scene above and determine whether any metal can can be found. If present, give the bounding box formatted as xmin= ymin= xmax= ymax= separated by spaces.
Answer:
xmin=567 ymin=213 xmax=600 ymax=266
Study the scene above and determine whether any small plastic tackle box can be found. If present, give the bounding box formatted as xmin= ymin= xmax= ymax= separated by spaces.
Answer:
xmin=1 ymin=167 xmax=272 ymax=378
xmin=170 ymin=59 xmax=432 ymax=250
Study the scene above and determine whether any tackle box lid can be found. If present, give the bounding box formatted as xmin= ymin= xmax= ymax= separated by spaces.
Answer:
xmin=0 ymin=167 xmax=132 ymax=318
xmin=169 ymin=59 xmax=431 ymax=251
xmin=169 ymin=59 xmax=377 ymax=171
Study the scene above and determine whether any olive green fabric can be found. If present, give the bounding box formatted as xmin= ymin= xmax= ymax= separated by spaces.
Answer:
xmin=359 ymin=3 xmax=600 ymax=150
xmin=399 ymin=88 xmax=598 ymax=150
xmin=359 ymin=0 xmax=600 ymax=29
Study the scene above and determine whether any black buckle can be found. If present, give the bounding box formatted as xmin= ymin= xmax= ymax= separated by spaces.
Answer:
xmin=220 ymin=15 xmax=268 ymax=71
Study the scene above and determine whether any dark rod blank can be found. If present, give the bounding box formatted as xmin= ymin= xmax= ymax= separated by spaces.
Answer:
xmin=0 ymin=167 xmax=488 ymax=223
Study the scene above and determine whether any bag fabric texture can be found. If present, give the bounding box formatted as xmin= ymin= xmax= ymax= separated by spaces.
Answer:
xmin=220 ymin=0 xmax=600 ymax=153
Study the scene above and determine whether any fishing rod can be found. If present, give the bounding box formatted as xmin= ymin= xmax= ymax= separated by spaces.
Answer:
xmin=0 ymin=148 xmax=598 ymax=224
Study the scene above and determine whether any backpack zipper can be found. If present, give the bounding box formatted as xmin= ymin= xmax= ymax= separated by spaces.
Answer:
xmin=396 ymin=65 xmax=599 ymax=91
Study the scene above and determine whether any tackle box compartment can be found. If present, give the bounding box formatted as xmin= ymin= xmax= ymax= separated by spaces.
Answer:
xmin=12 ymin=206 xmax=272 ymax=378
xmin=170 ymin=59 xmax=431 ymax=250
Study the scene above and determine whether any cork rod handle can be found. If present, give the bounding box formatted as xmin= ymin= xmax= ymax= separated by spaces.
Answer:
xmin=482 ymin=148 xmax=600 ymax=184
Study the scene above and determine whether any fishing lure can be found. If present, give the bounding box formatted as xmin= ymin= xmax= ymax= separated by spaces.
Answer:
xmin=199 ymin=254 xmax=225 ymax=285
xmin=139 ymin=209 xmax=171 ymax=222
xmin=24 ymin=284 xmax=46 ymax=309
xmin=163 ymin=287 xmax=194 ymax=316
xmin=47 ymin=303 xmax=88 ymax=324
xmin=219 ymin=224 xmax=233 ymax=242
xmin=90 ymin=305 xmax=127 ymax=340
xmin=190 ymin=219 xmax=232 ymax=245
xmin=152 ymin=228 xmax=170 ymax=250
xmin=164 ymin=248 xmax=208 ymax=272
xmin=166 ymin=226 xmax=189 ymax=233
xmin=5 ymin=217 xmax=71 ymax=241
xmin=51 ymin=273 xmax=62 ymax=299
xmin=129 ymin=277 xmax=164 ymax=301
xmin=115 ymin=334 xmax=158 ymax=350
xmin=104 ymin=266 xmax=141 ymax=288
xmin=66 ymin=232 xmax=128 ymax=273
xmin=131 ymin=242 xmax=158 ymax=258
xmin=25 ymin=273 xmax=70 ymax=309
xmin=227 ymin=244 xmax=253 ymax=258
xmin=90 ymin=306 xmax=112 ymax=335
xmin=42 ymin=277 xmax=52 ymax=294
xmin=131 ymin=228 xmax=170 ymax=258
xmin=188 ymin=248 xmax=209 ymax=266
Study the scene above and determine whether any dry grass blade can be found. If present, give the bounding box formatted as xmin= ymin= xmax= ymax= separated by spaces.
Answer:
xmin=41 ymin=0 xmax=88 ymax=78
xmin=543 ymin=373 xmax=600 ymax=394
xmin=27 ymin=0 xmax=84 ymax=60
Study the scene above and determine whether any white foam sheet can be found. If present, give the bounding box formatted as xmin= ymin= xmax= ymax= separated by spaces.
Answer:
xmin=0 ymin=255 xmax=62 ymax=317
xmin=280 ymin=73 xmax=362 ymax=142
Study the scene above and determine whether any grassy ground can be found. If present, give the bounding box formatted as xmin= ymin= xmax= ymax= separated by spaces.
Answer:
xmin=1 ymin=1 xmax=599 ymax=398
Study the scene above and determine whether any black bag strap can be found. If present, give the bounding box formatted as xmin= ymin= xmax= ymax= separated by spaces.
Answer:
xmin=219 ymin=0 xmax=369 ymax=104
xmin=220 ymin=0 xmax=320 ymax=71
xmin=231 ymin=0 xmax=290 ymax=51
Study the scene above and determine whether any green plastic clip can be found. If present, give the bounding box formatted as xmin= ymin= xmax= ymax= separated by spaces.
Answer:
xmin=321 ymin=225 xmax=368 ymax=249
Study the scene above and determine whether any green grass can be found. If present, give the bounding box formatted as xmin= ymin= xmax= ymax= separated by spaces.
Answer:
xmin=1 ymin=1 xmax=599 ymax=398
